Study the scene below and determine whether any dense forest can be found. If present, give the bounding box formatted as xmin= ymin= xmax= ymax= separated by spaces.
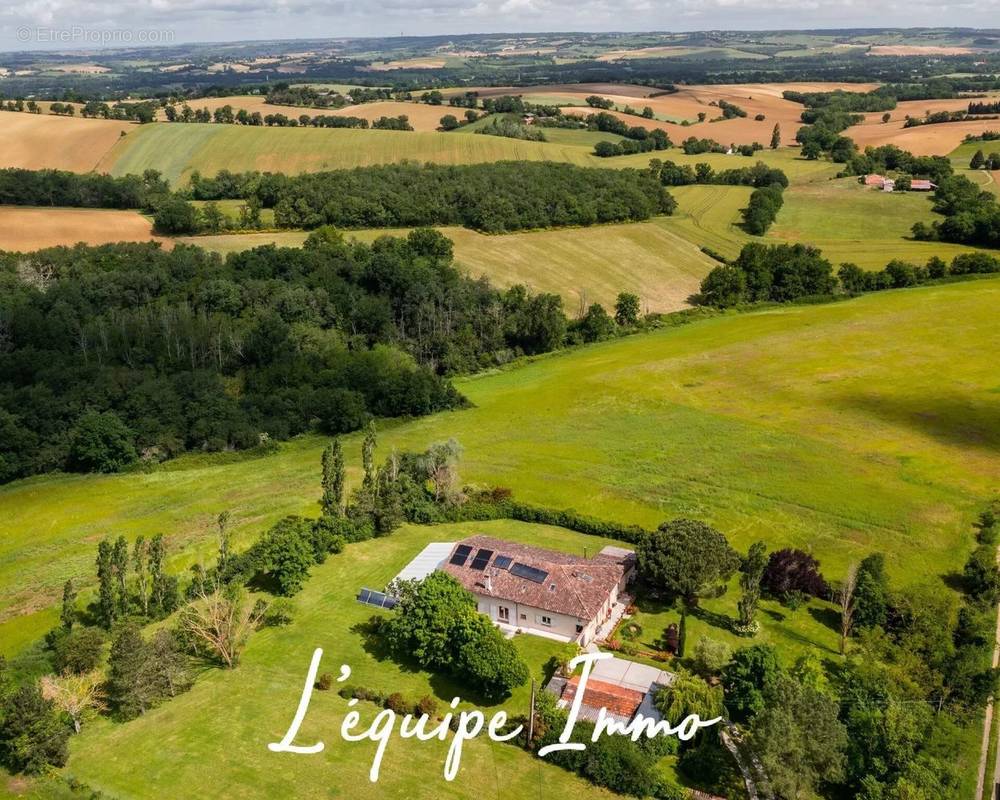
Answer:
xmin=186 ymin=162 xmax=677 ymax=233
xmin=0 ymin=229 xmax=575 ymax=482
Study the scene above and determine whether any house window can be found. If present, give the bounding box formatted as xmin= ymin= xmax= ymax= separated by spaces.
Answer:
xmin=520 ymin=613 xmax=527 ymax=621
xmin=498 ymin=606 xmax=510 ymax=622
xmin=540 ymin=615 xmax=552 ymax=627
xmin=576 ymin=624 xmax=583 ymax=634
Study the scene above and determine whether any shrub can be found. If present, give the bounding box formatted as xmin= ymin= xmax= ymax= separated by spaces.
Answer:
xmin=417 ymin=695 xmax=438 ymax=718
xmin=50 ymin=627 xmax=105 ymax=675
xmin=762 ymin=548 xmax=829 ymax=599
xmin=620 ymin=622 xmax=644 ymax=641
xmin=316 ymin=673 xmax=333 ymax=691
xmin=692 ymin=636 xmax=733 ymax=676
xmin=386 ymin=692 xmax=411 ymax=714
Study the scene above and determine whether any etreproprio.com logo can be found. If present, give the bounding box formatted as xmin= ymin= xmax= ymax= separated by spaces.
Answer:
xmin=15 ymin=26 xmax=176 ymax=45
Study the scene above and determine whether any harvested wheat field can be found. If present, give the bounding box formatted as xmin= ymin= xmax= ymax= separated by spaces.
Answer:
xmin=327 ymin=101 xmax=448 ymax=131
xmin=0 ymin=112 xmax=133 ymax=171
xmin=0 ymin=207 xmax=160 ymax=251
xmin=518 ymin=82 xmax=878 ymax=145
xmin=154 ymin=96 xmax=444 ymax=130
xmin=868 ymin=45 xmax=975 ymax=56
xmin=846 ymin=117 xmax=1000 ymax=155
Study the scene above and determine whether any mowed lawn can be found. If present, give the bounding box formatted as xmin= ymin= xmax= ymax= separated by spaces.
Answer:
xmin=60 ymin=521 xmax=623 ymax=800
xmin=3 ymin=278 xmax=999 ymax=647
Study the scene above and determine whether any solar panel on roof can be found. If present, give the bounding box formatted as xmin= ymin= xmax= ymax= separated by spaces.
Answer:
xmin=494 ymin=555 xmax=513 ymax=570
xmin=449 ymin=544 xmax=473 ymax=567
xmin=510 ymin=563 xmax=549 ymax=583
xmin=470 ymin=548 xmax=494 ymax=570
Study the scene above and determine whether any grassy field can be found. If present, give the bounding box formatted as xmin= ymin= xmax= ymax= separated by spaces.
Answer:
xmin=950 ymin=139 xmax=1000 ymax=196
xmin=5 ymin=519 xmax=838 ymax=799
xmin=4 ymin=277 xmax=999 ymax=649
xmin=55 ymin=521 xmax=626 ymax=800
xmin=98 ymin=123 xmax=603 ymax=185
xmin=96 ymin=120 xmax=834 ymax=185
xmin=767 ymin=177 xmax=988 ymax=266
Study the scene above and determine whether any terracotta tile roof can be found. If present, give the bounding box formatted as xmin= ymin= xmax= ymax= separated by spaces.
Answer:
xmin=561 ymin=674 xmax=645 ymax=719
xmin=439 ymin=535 xmax=631 ymax=620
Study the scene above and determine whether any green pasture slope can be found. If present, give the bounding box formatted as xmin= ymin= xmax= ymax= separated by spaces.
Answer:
xmin=3 ymin=277 xmax=999 ymax=651
xmin=98 ymin=120 xmax=833 ymax=185
xmin=33 ymin=519 xmax=852 ymax=800
xmin=99 ymin=123 xmax=602 ymax=185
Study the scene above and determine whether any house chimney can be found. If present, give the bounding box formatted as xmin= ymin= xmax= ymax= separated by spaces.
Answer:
xmin=485 ymin=572 xmax=493 ymax=593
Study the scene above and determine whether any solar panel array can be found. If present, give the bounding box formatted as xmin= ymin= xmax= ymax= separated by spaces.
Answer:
xmin=449 ymin=544 xmax=473 ymax=567
xmin=357 ymin=588 xmax=399 ymax=609
xmin=469 ymin=548 xmax=494 ymax=570
xmin=493 ymin=555 xmax=513 ymax=570
xmin=510 ymin=563 xmax=549 ymax=583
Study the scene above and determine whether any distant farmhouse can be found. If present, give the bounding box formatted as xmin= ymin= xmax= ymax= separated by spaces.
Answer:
xmin=862 ymin=173 xmax=936 ymax=192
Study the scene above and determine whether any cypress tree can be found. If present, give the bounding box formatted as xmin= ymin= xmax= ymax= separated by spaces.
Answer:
xmin=149 ymin=533 xmax=165 ymax=613
xmin=770 ymin=123 xmax=781 ymax=150
xmin=737 ymin=540 xmax=768 ymax=634
xmin=96 ymin=539 xmax=116 ymax=627
xmin=216 ymin=511 xmax=232 ymax=575
xmin=111 ymin=535 xmax=129 ymax=617
xmin=106 ymin=622 xmax=157 ymax=720
xmin=321 ymin=439 xmax=345 ymax=517
xmin=60 ymin=579 xmax=77 ymax=631
xmin=361 ymin=421 xmax=377 ymax=492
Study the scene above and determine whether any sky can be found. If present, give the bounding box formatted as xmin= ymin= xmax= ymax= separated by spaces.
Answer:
xmin=0 ymin=0 xmax=997 ymax=53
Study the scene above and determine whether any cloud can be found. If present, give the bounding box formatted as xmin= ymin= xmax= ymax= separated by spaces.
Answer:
xmin=0 ymin=0 xmax=997 ymax=50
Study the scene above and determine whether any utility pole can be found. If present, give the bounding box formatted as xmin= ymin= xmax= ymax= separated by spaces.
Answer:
xmin=527 ymin=679 xmax=536 ymax=748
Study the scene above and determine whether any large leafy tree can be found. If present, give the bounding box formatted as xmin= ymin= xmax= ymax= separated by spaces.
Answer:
xmin=749 ymin=674 xmax=847 ymax=799
xmin=721 ymin=644 xmax=782 ymax=722
xmin=637 ymin=519 xmax=740 ymax=606
xmin=456 ymin=613 xmax=529 ymax=700
xmin=655 ymin=671 xmax=724 ymax=722
xmin=383 ymin=572 xmax=476 ymax=668
xmin=67 ymin=410 xmax=137 ymax=474
xmin=853 ymin=552 xmax=890 ymax=630
xmin=383 ymin=572 xmax=528 ymax=699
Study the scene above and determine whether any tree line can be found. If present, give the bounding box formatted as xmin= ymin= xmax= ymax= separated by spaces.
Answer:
xmin=694 ymin=242 xmax=1000 ymax=308
xmin=912 ymin=174 xmax=1000 ymax=248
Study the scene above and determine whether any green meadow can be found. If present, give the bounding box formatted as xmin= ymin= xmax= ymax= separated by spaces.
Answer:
xmin=97 ymin=120 xmax=834 ymax=186
xmin=4 ymin=277 xmax=999 ymax=654
xmin=44 ymin=519 xmax=843 ymax=800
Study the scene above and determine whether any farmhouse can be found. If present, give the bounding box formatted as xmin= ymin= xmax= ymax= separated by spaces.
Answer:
xmin=438 ymin=535 xmax=635 ymax=645
xmin=863 ymin=173 xmax=886 ymax=187
xmin=910 ymin=179 xmax=937 ymax=191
